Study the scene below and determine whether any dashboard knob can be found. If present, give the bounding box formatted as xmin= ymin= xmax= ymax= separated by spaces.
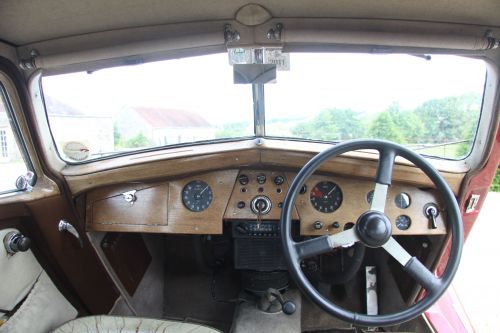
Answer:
xmin=3 ymin=232 xmax=31 ymax=254
xmin=313 ymin=221 xmax=324 ymax=230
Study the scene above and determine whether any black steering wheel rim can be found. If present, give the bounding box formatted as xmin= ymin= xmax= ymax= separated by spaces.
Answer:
xmin=280 ymin=139 xmax=463 ymax=327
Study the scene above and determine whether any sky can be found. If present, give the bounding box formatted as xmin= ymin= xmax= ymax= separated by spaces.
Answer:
xmin=42 ymin=52 xmax=487 ymax=127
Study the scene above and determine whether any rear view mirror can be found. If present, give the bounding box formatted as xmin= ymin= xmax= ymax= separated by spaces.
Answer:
xmin=233 ymin=64 xmax=276 ymax=84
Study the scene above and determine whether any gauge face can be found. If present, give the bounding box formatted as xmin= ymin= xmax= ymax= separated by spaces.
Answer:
xmin=395 ymin=215 xmax=411 ymax=230
xmin=367 ymin=190 xmax=374 ymax=204
xmin=395 ymin=193 xmax=411 ymax=209
xmin=256 ymin=173 xmax=267 ymax=184
xmin=182 ymin=180 xmax=213 ymax=212
xmin=310 ymin=181 xmax=343 ymax=213
xmin=238 ymin=174 xmax=249 ymax=185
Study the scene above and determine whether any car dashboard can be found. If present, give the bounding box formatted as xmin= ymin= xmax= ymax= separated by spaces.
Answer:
xmin=86 ymin=168 xmax=447 ymax=237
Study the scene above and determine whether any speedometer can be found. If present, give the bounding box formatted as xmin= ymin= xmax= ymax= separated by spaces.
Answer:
xmin=310 ymin=181 xmax=343 ymax=213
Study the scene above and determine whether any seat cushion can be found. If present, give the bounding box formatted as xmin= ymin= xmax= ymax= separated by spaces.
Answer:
xmin=51 ymin=315 xmax=221 ymax=333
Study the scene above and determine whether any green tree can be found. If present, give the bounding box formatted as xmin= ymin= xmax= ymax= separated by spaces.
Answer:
xmin=414 ymin=93 xmax=481 ymax=144
xmin=125 ymin=132 xmax=150 ymax=148
xmin=368 ymin=111 xmax=405 ymax=143
xmin=216 ymin=122 xmax=250 ymax=138
xmin=386 ymin=102 xmax=424 ymax=143
xmin=291 ymin=108 xmax=365 ymax=141
xmin=113 ymin=123 xmax=123 ymax=148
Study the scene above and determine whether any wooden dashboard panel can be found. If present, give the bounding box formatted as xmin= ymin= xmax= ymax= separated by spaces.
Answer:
xmin=224 ymin=170 xmax=300 ymax=220
xmin=87 ymin=170 xmax=238 ymax=234
xmin=291 ymin=173 xmax=447 ymax=236
xmin=167 ymin=170 xmax=238 ymax=234
xmin=86 ymin=169 xmax=447 ymax=237
xmin=87 ymin=183 xmax=169 ymax=232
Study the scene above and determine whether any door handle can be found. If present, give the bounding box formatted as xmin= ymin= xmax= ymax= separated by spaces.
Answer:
xmin=58 ymin=220 xmax=83 ymax=248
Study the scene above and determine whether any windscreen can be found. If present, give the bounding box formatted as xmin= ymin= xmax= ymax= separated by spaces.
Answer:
xmin=42 ymin=53 xmax=254 ymax=162
xmin=265 ymin=53 xmax=486 ymax=159
xmin=42 ymin=52 xmax=486 ymax=162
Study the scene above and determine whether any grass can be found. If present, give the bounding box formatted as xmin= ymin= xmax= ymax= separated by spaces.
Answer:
xmin=491 ymin=168 xmax=500 ymax=192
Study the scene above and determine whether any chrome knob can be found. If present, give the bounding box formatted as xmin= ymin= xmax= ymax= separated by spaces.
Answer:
xmin=3 ymin=232 xmax=31 ymax=254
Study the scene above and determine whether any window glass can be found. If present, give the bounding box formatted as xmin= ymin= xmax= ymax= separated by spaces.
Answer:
xmin=42 ymin=53 xmax=254 ymax=162
xmin=0 ymin=93 xmax=28 ymax=193
xmin=265 ymin=53 xmax=486 ymax=159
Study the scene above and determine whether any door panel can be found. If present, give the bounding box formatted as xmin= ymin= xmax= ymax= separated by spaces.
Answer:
xmin=26 ymin=195 xmax=119 ymax=314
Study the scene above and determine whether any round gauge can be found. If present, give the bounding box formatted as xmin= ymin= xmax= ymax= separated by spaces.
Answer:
xmin=367 ymin=190 xmax=374 ymax=204
xmin=310 ymin=181 xmax=343 ymax=213
xmin=238 ymin=174 xmax=249 ymax=185
xmin=274 ymin=175 xmax=285 ymax=185
xmin=395 ymin=193 xmax=411 ymax=209
xmin=257 ymin=173 xmax=267 ymax=184
xmin=182 ymin=180 xmax=213 ymax=212
xmin=395 ymin=215 xmax=411 ymax=230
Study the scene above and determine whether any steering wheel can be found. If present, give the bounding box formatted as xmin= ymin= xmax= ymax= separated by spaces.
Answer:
xmin=280 ymin=139 xmax=463 ymax=326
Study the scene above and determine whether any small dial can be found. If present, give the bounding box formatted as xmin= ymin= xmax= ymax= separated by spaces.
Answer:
xmin=395 ymin=215 xmax=411 ymax=230
xmin=274 ymin=175 xmax=285 ymax=185
xmin=395 ymin=193 xmax=411 ymax=209
xmin=257 ymin=173 xmax=267 ymax=184
xmin=238 ymin=174 xmax=249 ymax=185
xmin=367 ymin=190 xmax=374 ymax=204
xmin=182 ymin=180 xmax=213 ymax=212
xmin=310 ymin=181 xmax=343 ymax=213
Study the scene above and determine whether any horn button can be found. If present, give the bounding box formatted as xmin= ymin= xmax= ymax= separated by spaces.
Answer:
xmin=356 ymin=211 xmax=392 ymax=247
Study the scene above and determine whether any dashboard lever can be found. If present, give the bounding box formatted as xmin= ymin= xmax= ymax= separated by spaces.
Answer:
xmin=58 ymin=220 xmax=83 ymax=248
xmin=425 ymin=205 xmax=438 ymax=229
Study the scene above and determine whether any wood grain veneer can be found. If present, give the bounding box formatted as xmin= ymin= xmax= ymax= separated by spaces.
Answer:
xmin=289 ymin=173 xmax=447 ymax=236
xmin=224 ymin=170 xmax=300 ymax=220
xmin=64 ymin=140 xmax=466 ymax=196
xmin=86 ymin=168 xmax=447 ymax=237
xmin=86 ymin=170 xmax=238 ymax=234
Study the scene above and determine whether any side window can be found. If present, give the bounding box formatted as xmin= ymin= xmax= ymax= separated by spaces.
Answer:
xmin=0 ymin=89 xmax=31 ymax=194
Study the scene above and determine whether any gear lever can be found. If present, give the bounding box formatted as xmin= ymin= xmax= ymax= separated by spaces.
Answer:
xmin=258 ymin=288 xmax=296 ymax=315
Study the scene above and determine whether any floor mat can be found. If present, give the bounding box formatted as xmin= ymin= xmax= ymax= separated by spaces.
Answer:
xmin=163 ymin=269 xmax=239 ymax=332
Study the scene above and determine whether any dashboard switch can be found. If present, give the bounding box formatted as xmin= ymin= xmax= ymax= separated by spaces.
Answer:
xmin=313 ymin=221 xmax=324 ymax=230
xmin=237 ymin=201 xmax=246 ymax=209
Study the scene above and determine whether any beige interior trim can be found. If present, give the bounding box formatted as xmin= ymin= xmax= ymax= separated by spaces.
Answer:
xmin=16 ymin=17 xmax=498 ymax=73
xmin=283 ymin=30 xmax=496 ymax=50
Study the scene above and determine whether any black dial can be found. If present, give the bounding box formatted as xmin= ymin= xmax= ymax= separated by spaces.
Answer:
xmin=274 ymin=175 xmax=285 ymax=185
xmin=257 ymin=173 xmax=267 ymax=184
xmin=182 ymin=180 xmax=213 ymax=212
xmin=310 ymin=181 xmax=343 ymax=213
xmin=395 ymin=215 xmax=411 ymax=230
xmin=238 ymin=174 xmax=249 ymax=185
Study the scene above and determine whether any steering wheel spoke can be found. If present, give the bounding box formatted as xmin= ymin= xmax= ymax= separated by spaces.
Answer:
xmin=383 ymin=237 xmax=441 ymax=294
xmin=294 ymin=228 xmax=359 ymax=260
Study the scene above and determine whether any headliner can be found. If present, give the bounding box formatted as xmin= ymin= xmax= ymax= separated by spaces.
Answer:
xmin=1 ymin=0 xmax=500 ymax=46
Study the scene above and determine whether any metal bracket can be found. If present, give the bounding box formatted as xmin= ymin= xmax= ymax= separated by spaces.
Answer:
xmin=484 ymin=30 xmax=499 ymax=49
xmin=267 ymin=23 xmax=283 ymax=40
xmin=19 ymin=49 xmax=39 ymax=70
xmin=224 ymin=24 xmax=240 ymax=44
